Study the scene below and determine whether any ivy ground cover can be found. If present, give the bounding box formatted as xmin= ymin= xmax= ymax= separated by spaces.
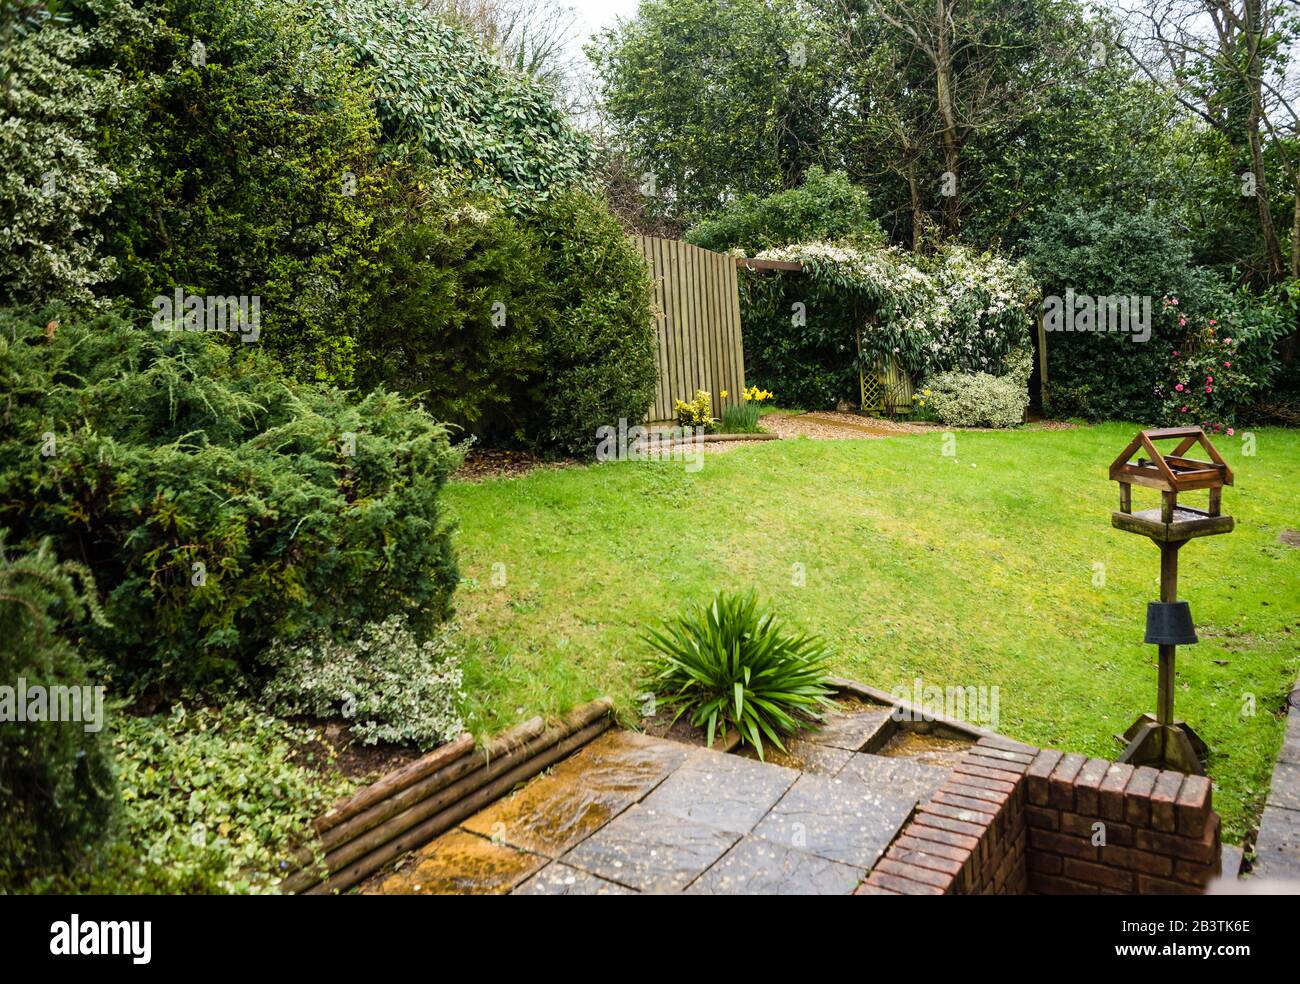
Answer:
xmin=445 ymin=424 xmax=1300 ymax=843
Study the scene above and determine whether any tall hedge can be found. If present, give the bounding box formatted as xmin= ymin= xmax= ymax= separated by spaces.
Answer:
xmin=0 ymin=307 xmax=460 ymax=692
xmin=0 ymin=534 xmax=117 ymax=892
xmin=524 ymin=190 xmax=658 ymax=454
xmin=90 ymin=0 xmax=392 ymax=386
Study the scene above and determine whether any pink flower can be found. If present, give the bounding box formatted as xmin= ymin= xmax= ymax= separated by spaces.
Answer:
xmin=1227 ymin=427 xmax=1235 ymax=437
xmin=1207 ymin=376 xmax=1214 ymax=383
xmin=1205 ymin=386 xmax=1213 ymax=393
xmin=1179 ymin=318 xmax=1186 ymax=326
xmin=1209 ymin=319 xmax=1216 ymax=325
xmin=1173 ymin=351 xmax=1180 ymax=357
xmin=1175 ymin=383 xmax=1184 ymax=392
xmin=1171 ymin=298 xmax=1180 ymax=305
xmin=1224 ymin=361 xmax=1231 ymax=368
xmin=1180 ymin=406 xmax=1188 ymax=413
xmin=1224 ymin=337 xmax=1233 ymax=344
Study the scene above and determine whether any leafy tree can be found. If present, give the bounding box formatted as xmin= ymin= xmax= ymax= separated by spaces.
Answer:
xmin=686 ymin=167 xmax=883 ymax=254
xmin=589 ymin=0 xmax=838 ymax=223
xmin=306 ymin=0 xmax=593 ymax=204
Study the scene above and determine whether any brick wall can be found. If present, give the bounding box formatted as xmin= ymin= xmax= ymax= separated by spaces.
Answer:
xmin=1024 ymin=750 xmax=1219 ymax=894
xmin=858 ymin=736 xmax=1032 ymax=895
xmin=857 ymin=736 xmax=1220 ymax=896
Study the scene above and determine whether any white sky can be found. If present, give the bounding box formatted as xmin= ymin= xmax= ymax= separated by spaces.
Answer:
xmin=562 ymin=0 xmax=641 ymax=59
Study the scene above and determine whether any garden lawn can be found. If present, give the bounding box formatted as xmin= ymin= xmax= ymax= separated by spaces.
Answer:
xmin=444 ymin=423 xmax=1300 ymax=843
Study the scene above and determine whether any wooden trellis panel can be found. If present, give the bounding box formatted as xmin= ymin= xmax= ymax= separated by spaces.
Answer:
xmin=633 ymin=236 xmax=747 ymax=422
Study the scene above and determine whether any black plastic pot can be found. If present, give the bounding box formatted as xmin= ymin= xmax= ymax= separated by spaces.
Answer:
xmin=1144 ymin=601 xmax=1198 ymax=646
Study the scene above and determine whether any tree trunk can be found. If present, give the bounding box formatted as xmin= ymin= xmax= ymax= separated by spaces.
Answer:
xmin=935 ymin=0 xmax=961 ymax=238
xmin=1244 ymin=0 xmax=1285 ymax=278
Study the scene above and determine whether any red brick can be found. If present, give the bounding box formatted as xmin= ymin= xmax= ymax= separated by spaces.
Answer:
xmin=906 ymin=822 xmax=980 ymax=853
xmin=1073 ymin=758 xmax=1111 ymax=816
xmin=887 ymin=843 xmax=964 ymax=877
xmin=1124 ymin=766 xmax=1160 ymax=826
xmin=865 ymin=870 xmax=945 ymax=895
xmin=954 ymin=761 xmax=1024 ymax=785
xmin=1028 ymin=871 xmax=1099 ymax=895
xmin=1047 ymin=753 xmax=1087 ymax=810
xmin=1026 ymin=749 xmax=1063 ymax=805
xmin=1173 ymin=859 xmax=1215 ymax=887
xmin=1175 ymin=775 xmax=1212 ymax=837
xmin=949 ymin=771 xmax=1017 ymax=795
xmin=1027 ymin=852 xmax=1062 ymax=874
xmin=967 ymin=746 xmax=1033 ymax=772
xmin=1028 ymin=828 xmax=1097 ymax=860
xmin=1135 ymin=814 xmax=1219 ymax=865
xmin=1062 ymin=812 xmax=1133 ymax=846
xmin=1150 ymin=771 xmax=1184 ymax=832
xmin=854 ymin=882 xmax=900 ymax=895
xmin=875 ymin=857 xmax=953 ymax=889
xmin=945 ymin=781 xmax=1009 ymax=806
xmin=1097 ymin=844 xmax=1173 ymax=876
xmin=1098 ymin=762 xmax=1135 ymax=821
xmin=1062 ymin=857 xmax=1134 ymax=892
xmin=1026 ymin=805 xmax=1059 ymax=831
xmin=913 ymin=811 xmax=986 ymax=840
xmin=924 ymin=799 xmax=995 ymax=827
xmin=1136 ymin=873 xmax=1200 ymax=895
xmin=894 ymin=834 xmax=971 ymax=866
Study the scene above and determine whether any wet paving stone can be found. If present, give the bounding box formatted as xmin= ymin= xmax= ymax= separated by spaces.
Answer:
xmin=563 ymin=804 xmax=740 ymax=892
xmin=370 ymin=828 xmax=545 ymax=895
xmin=1250 ymin=805 xmax=1300 ymax=881
xmin=800 ymin=704 xmax=893 ymax=752
xmin=463 ymin=730 xmax=690 ymax=857
xmin=1265 ymin=761 xmax=1300 ymax=812
xmin=838 ymin=753 xmax=950 ymax=804
xmin=686 ymin=836 xmax=865 ymax=895
xmin=750 ymin=773 xmax=916 ymax=869
xmin=513 ymin=862 xmax=636 ymax=895
xmin=641 ymin=748 xmax=798 ymax=833
xmin=738 ymin=739 xmax=854 ymax=776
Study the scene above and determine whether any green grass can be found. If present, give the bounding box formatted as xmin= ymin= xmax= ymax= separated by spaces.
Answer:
xmin=444 ymin=423 xmax=1300 ymax=842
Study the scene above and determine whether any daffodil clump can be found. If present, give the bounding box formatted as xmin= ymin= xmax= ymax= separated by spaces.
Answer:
xmin=719 ymin=384 xmax=774 ymax=433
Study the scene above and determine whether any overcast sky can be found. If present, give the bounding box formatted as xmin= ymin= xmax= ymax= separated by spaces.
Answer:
xmin=563 ymin=0 xmax=640 ymax=58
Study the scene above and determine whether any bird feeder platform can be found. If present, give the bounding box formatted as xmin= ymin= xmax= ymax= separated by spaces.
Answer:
xmin=1107 ymin=426 xmax=1235 ymax=775
xmin=1109 ymin=426 xmax=1233 ymax=542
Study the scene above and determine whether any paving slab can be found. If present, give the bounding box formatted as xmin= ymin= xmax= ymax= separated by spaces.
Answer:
xmin=686 ymin=836 xmax=865 ymax=895
xmin=838 ymin=752 xmax=949 ymax=803
xmin=641 ymin=748 xmax=798 ymax=833
xmin=513 ymin=862 xmax=635 ymax=896
xmin=749 ymin=772 xmax=917 ymax=869
xmin=462 ymin=730 xmax=690 ymax=856
xmin=738 ymin=739 xmax=854 ymax=776
xmin=1264 ymin=760 xmax=1300 ymax=812
xmin=370 ymin=828 xmax=545 ymax=895
xmin=563 ymin=804 xmax=739 ymax=892
xmin=1250 ymin=805 xmax=1300 ymax=881
xmin=801 ymin=704 xmax=894 ymax=752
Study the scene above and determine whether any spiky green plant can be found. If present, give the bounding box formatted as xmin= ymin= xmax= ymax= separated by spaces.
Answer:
xmin=643 ymin=591 xmax=834 ymax=758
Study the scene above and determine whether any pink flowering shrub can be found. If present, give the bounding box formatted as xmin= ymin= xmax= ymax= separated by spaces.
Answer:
xmin=1156 ymin=308 xmax=1252 ymax=435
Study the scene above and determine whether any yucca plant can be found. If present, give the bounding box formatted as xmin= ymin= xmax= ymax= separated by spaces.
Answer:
xmin=643 ymin=591 xmax=835 ymax=759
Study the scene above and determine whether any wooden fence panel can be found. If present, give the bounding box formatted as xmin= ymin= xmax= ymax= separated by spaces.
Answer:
xmin=634 ymin=235 xmax=747 ymax=422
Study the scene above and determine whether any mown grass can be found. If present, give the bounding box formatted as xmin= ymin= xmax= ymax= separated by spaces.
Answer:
xmin=444 ymin=422 xmax=1300 ymax=842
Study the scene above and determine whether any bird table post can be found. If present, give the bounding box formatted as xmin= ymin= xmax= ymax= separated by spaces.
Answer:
xmin=1108 ymin=426 xmax=1235 ymax=775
